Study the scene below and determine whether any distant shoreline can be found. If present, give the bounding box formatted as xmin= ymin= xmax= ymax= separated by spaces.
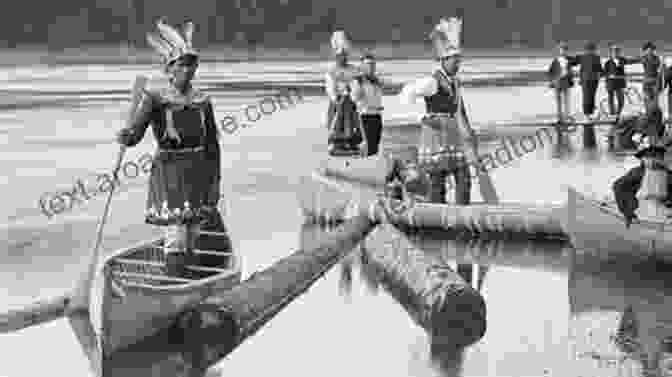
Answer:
xmin=2 ymin=41 xmax=666 ymax=67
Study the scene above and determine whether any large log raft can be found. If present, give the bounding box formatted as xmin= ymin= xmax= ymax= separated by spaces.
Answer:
xmin=362 ymin=224 xmax=487 ymax=348
xmin=299 ymin=171 xmax=569 ymax=241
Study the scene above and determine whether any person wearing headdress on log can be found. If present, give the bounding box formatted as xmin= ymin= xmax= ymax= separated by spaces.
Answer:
xmin=398 ymin=17 xmax=472 ymax=204
xmin=116 ymin=19 xmax=226 ymax=276
xmin=612 ymin=141 xmax=672 ymax=228
xmin=603 ymin=43 xmax=640 ymax=117
xmin=350 ymin=51 xmax=385 ymax=156
xmin=547 ymin=41 xmax=577 ymax=122
xmin=325 ymin=30 xmax=364 ymax=155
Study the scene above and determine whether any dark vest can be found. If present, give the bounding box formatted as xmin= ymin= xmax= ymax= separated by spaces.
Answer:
xmin=642 ymin=54 xmax=662 ymax=79
xmin=424 ymin=70 xmax=458 ymax=115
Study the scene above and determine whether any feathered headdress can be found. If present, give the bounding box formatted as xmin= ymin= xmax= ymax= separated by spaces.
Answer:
xmin=429 ymin=17 xmax=462 ymax=58
xmin=331 ymin=30 xmax=351 ymax=55
xmin=146 ymin=18 xmax=199 ymax=66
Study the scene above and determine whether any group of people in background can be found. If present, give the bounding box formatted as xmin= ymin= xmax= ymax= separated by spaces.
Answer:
xmin=547 ymin=40 xmax=672 ymax=129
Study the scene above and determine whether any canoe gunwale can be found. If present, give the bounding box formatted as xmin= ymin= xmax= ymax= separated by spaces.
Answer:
xmin=102 ymin=237 xmax=242 ymax=293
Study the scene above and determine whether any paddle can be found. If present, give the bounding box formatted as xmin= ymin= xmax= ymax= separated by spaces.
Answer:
xmin=455 ymin=82 xmax=499 ymax=204
xmin=68 ymin=75 xmax=148 ymax=313
xmin=0 ymin=76 xmax=148 ymax=337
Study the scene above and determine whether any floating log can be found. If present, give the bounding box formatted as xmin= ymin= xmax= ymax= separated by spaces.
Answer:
xmin=175 ymin=213 xmax=376 ymax=353
xmin=0 ymin=294 xmax=71 ymax=334
xmin=362 ymin=224 xmax=487 ymax=348
xmin=299 ymin=171 xmax=570 ymax=241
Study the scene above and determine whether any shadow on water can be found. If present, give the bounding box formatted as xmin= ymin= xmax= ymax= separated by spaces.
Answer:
xmin=569 ymin=250 xmax=672 ymax=377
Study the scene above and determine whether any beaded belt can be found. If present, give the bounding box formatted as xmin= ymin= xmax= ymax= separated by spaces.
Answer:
xmin=419 ymin=146 xmax=465 ymax=161
xmin=157 ymin=146 xmax=205 ymax=153
xmin=423 ymin=112 xmax=456 ymax=119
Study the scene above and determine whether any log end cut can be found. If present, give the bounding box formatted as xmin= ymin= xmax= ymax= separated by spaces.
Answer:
xmin=430 ymin=284 xmax=487 ymax=349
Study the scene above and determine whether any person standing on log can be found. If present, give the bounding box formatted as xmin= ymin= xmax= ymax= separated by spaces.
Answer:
xmin=547 ymin=41 xmax=577 ymax=122
xmin=572 ymin=42 xmax=604 ymax=120
xmin=350 ymin=51 xmax=384 ymax=156
xmin=399 ymin=17 xmax=472 ymax=205
xmin=636 ymin=42 xmax=664 ymax=111
xmin=325 ymin=31 xmax=363 ymax=155
xmin=116 ymin=19 xmax=224 ymax=276
xmin=603 ymin=44 xmax=639 ymax=117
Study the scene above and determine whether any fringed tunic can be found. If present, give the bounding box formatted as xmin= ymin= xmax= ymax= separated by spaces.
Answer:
xmin=118 ymin=85 xmax=221 ymax=226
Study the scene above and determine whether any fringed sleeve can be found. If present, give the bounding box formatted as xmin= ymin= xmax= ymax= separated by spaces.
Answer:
xmin=117 ymin=90 xmax=154 ymax=147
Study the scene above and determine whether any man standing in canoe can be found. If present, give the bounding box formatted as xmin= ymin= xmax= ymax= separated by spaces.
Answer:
xmin=398 ymin=17 xmax=473 ymax=204
xmin=325 ymin=30 xmax=364 ymax=155
xmin=116 ymin=19 xmax=224 ymax=276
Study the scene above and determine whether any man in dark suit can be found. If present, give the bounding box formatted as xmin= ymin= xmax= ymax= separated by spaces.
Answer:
xmin=603 ymin=44 xmax=639 ymax=117
xmin=574 ymin=42 xmax=604 ymax=119
xmin=547 ymin=41 xmax=577 ymax=122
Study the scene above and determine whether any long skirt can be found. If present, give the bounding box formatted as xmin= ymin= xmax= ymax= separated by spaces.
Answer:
xmin=327 ymin=95 xmax=362 ymax=147
xmin=145 ymin=149 xmax=214 ymax=226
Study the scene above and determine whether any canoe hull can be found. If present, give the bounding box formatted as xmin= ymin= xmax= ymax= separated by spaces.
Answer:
xmin=566 ymin=187 xmax=672 ymax=262
xmin=90 ymin=232 xmax=242 ymax=359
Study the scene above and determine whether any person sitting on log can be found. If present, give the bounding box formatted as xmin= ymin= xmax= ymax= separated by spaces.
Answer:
xmin=612 ymin=143 xmax=672 ymax=227
xmin=398 ymin=17 xmax=472 ymax=205
xmin=611 ymin=103 xmax=664 ymax=150
xmin=325 ymin=31 xmax=364 ymax=155
xmin=116 ymin=19 xmax=225 ymax=276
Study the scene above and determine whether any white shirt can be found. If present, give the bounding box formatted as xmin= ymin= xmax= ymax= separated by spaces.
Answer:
xmin=350 ymin=77 xmax=384 ymax=114
xmin=557 ymin=56 xmax=568 ymax=76
xmin=398 ymin=67 xmax=457 ymax=105
xmin=324 ymin=63 xmax=362 ymax=102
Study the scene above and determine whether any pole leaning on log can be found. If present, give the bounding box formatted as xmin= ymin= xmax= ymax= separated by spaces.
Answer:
xmin=362 ymin=224 xmax=487 ymax=348
xmin=175 ymin=214 xmax=376 ymax=357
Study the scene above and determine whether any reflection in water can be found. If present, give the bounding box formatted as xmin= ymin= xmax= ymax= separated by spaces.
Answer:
xmin=569 ymin=251 xmax=672 ymax=377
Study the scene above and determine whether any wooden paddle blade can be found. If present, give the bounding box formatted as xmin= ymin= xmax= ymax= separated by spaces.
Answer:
xmin=68 ymin=310 xmax=102 ymax=377
xmin=0 ymin=294 xmax=70 ymax=333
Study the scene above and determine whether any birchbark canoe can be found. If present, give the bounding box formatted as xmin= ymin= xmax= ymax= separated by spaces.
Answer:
xmin=89 ymin=230 xmax=241 ymax=359
xmin=565 ymin=186 xmax=672 ymax=262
